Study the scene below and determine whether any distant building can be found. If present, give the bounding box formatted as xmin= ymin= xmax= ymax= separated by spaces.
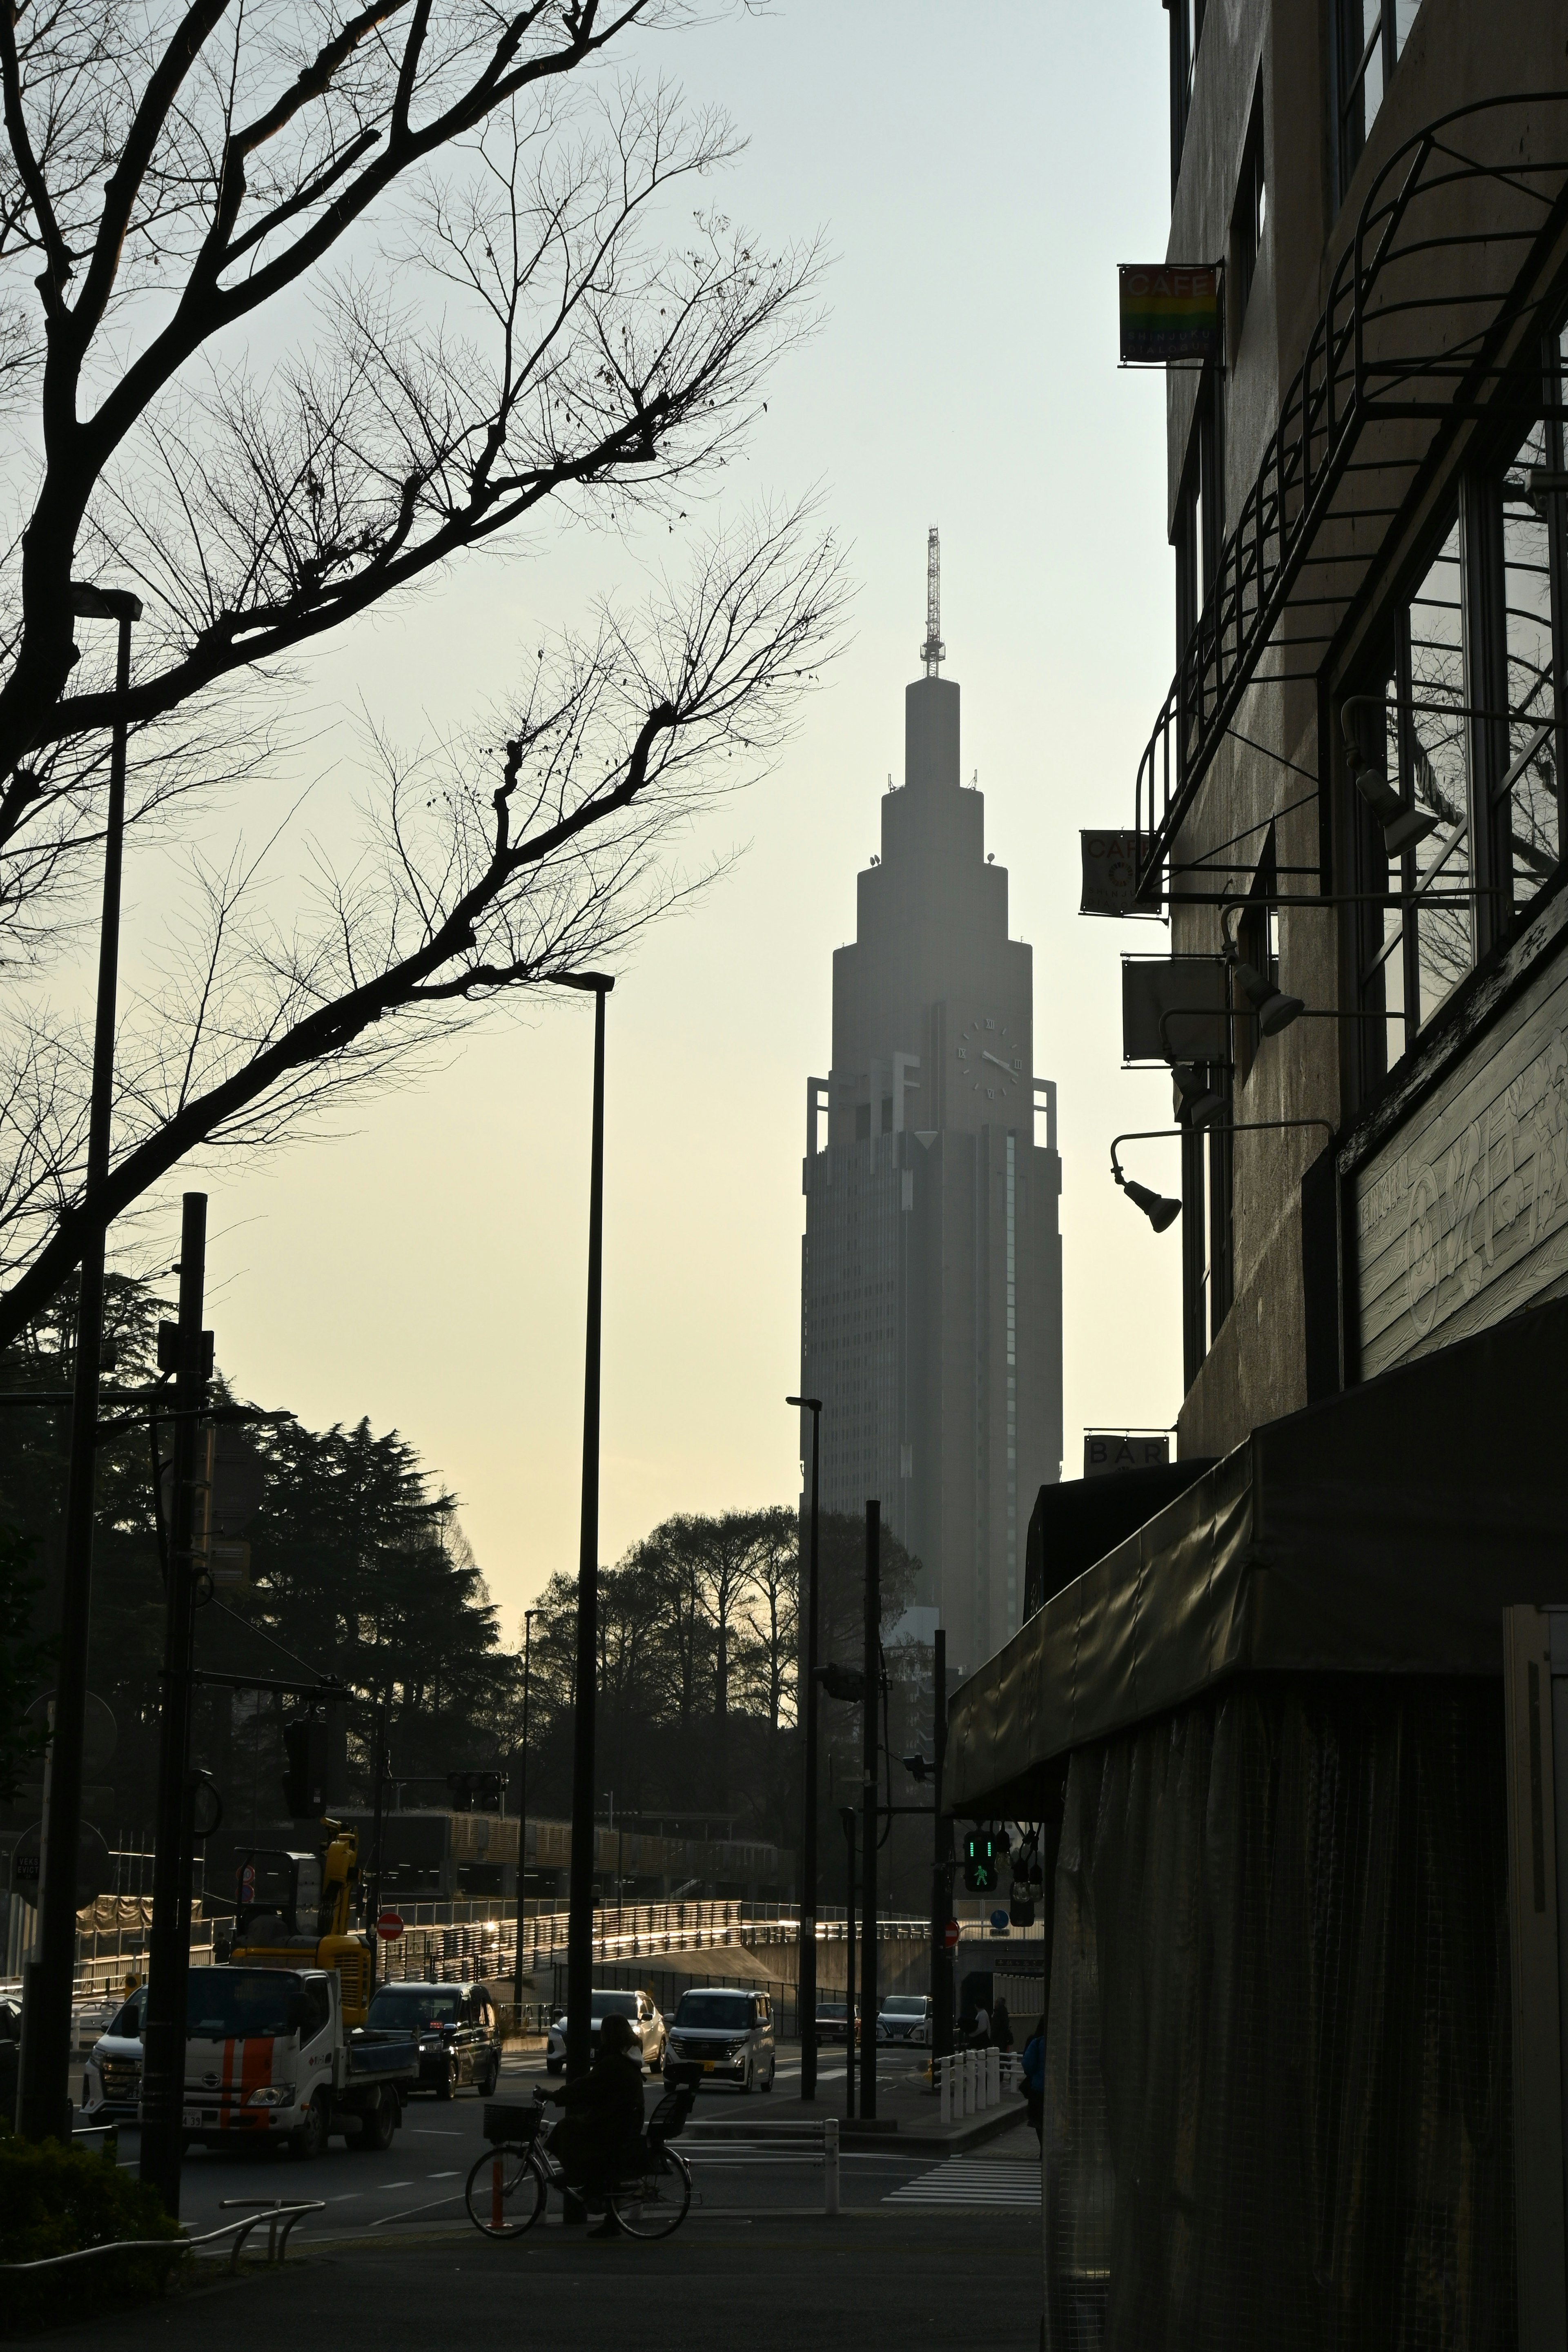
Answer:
xmin=798 ymin=541 xmax=1063 ymax=1673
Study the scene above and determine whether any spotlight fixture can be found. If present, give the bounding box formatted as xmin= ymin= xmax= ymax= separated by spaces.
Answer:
xmin=1116 ymin=1167 xmax=1182 ymax=1232
xmin=1341 ymin=695 xmax=1438 ymax=857
xmin=1171 ymin=1060 xmax=1225 ymax=1126
xmin=1220 ymin=904 xmax=1304 ymax=1036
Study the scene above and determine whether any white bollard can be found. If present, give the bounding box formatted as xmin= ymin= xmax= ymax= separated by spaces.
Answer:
xmin=986 ymin=2046 xmax=1000 ymax=2109
xmin=823 ymin=2117 xmax=840 ymax=2216
xmin=962 ymin=2049 xmax=975 ymax=2116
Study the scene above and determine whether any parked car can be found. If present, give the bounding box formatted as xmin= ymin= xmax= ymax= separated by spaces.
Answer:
xmin=82 ymin=1984 xmax=145 ymax=2120
xmin=361 ymin=1980 xmax=500 ymax=2099
xmin=814 ymin=1999 xmax=861 ymax=2043
xmin=876 ymin=1993 xmax=933 ymax=2045
xmin=544 ymin=1987 xmax=667 ymax=2076
xmin=664 ymin=1987 xmax=776 ymax=2092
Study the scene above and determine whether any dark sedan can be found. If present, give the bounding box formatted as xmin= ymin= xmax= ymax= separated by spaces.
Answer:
xmin=362 ymin=1981 xmax=500 ymax=2099
xmin=815 ymin=2000 xmax=861 ymax=2043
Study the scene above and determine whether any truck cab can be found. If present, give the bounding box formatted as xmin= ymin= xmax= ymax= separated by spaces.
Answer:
xmin=178 ymin=1961 xmax=413 ymax=2156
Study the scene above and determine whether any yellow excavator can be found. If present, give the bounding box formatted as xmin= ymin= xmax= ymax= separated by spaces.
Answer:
xmin=228 ymin=1821 xmax=373 ymax=2025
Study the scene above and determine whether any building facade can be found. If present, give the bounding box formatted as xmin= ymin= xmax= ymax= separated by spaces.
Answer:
xmin=949 ymin=7 xmax=1568 ymax=2342
xmin=800 ymin=575 xmax=1062 ymax=1674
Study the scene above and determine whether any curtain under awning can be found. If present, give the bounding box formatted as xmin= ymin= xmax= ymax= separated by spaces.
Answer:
xmin=948 ymin=1293 xmax=1568 ymax=1816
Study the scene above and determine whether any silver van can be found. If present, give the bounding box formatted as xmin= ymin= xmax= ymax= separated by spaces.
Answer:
xmin=665 ymin=1986 xmax=776 ymax=2092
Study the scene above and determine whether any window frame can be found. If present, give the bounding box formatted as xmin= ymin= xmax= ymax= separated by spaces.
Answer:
xmin=1348 ymin=323 xmax=1568 ymax=1111
xmin=1229 ymin=79 xmax=1266 ymax=348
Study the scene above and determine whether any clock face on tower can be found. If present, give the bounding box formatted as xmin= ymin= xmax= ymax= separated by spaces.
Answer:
xmin=954 ymin=1013 xmax=1024 ymax=1102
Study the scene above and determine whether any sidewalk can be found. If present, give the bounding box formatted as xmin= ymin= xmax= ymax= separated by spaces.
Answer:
xmin=684 ymin=2057 xmax=1030 ymax=2152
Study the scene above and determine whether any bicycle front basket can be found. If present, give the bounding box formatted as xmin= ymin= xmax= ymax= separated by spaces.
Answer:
xmin=483 ymin=2101 xmax=542 ymax=2145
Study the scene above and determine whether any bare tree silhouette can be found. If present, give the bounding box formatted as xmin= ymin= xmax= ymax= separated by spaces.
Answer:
xmin=0 ymin=3 xmax=845 ymax=1338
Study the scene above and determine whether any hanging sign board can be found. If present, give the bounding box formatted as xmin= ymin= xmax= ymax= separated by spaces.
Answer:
xmin=1121 ymin=955 xmax=1230 ymax=1065
xmin=1083 ymin=1433 xmax=1171 ymax=1479
xmin=1081 ymin=829 xmax=1163 ymax=918
xmin=1118 ymin=264 xmax=1222 ymax=365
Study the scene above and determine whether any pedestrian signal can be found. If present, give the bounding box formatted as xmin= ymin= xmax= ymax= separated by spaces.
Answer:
xmin=963 ymin=1827 xmax=998 ymax=1893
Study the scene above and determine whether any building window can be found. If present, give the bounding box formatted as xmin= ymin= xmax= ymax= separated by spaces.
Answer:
xmin=1482 ymin=341 xmax=1567 ymax=913
xmin=1180 ymin=1098 xmax=1233 ymax=1384
xmin=1168 ymin=0 xmax=1206 ymax=196
xmin=1232 ymin=837 xmax=1278 ymax=1088
xmin=1230 ymin=80 xmax=1266 ymax=346
xmin=1352 ymin=512 xmax=1472 ymax=1087
xmin=1174 ymin=372 xmax=1223 ymax=764
xmin=1335 ymin=0 xmax=1423 ymax=204
xmin=1351 ymin=325 xmax=1568 ymax=1101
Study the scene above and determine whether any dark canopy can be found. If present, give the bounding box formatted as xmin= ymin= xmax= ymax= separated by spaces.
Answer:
xmin=949 ymin=1292 xmax=1568 ymax=1815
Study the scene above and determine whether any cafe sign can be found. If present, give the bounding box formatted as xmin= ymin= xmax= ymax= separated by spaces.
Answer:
xmin=1355 ymin=936 xmax=1568 ymax=1379
xmin=1118 ymin=264 xmax=1222 ymax=365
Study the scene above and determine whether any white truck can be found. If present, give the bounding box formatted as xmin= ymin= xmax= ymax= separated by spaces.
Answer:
xmin=85 ymin=1962 xmax=419 ymax=2156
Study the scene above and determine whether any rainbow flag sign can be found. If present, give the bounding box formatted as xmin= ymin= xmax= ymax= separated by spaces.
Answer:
xmin=1118 ymin=264 xmax=1221 ymax=365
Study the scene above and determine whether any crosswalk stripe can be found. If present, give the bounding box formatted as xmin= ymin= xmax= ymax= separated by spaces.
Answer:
xmin=885 ymin=2158 xmax=1040 ymax=2208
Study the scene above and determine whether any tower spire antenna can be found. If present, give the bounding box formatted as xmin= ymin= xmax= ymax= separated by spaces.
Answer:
xmin=920 ymin=526 xmax=945 ymax=677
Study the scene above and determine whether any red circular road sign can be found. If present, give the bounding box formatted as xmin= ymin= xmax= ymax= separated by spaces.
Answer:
xmin=376 ymin=1910 xmax=405 ymax=1941
xmin=943 ymin=1919 xmax=960 ymax=1953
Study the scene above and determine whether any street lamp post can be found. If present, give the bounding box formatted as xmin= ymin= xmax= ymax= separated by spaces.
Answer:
xmin=839 ymin=1805 xmax=857 ymax=2122
xmin=786 ymin=1395 xmax=822 ymax=2098
xmin=860 ymin=1500 xmax=880 ymax=2121
xmin=17 ymin=582 xmax=141 ymax=2145
xmin=512 ymin=1607 xmax=538 ymax=2020
xmin=558 ymin=973 xmax=613 ymax=2092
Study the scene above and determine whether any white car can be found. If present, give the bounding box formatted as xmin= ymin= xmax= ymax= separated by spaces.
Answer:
xmin=83 ymin=1984 xmax=146 ymax=2120
xmin=875 ymin=1993 xmax=934 ymax=2045
xmin=544 ymin=1987 xmax=666 ymax=2075
xmin=664 ymin=1987 xmax=776 ymax=2092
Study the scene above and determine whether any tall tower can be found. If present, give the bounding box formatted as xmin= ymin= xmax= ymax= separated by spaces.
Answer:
xmin=799 ymin=540 xmax=1063 ymax=1675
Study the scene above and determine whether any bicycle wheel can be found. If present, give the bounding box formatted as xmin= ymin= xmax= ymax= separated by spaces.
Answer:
xmin=610 ymin=2146 xmax=692 ymax=2240
xmin=465 ymin=2143 xmax=546 ymax=2239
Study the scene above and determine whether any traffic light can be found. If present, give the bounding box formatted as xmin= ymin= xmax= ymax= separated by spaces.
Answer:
xmin=281 ymin=1715 xmax=330 ymax=1817
xmin=962 ymin=1826 xmax=998 ymax=1893
xmin=446 ymin=1769 xmax=506 ymax=1813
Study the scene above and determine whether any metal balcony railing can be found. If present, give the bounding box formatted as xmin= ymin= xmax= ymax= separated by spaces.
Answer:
xmin=1135 ymin=92 xmax=1568 ymax=891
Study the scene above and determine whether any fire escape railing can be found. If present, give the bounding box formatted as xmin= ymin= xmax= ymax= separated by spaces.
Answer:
xmin=1134 ymin=92 xmax=1568 ymax=893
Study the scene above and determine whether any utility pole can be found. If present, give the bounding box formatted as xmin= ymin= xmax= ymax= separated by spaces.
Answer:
xmin=860 ymin=1499 xmax=880 ymax=2121
xmin=139 ymin=1192 xmax=209 ymax=2214
xmin=840 ymin=1806 xmax=857 ymax=2122
xmin=787 ymin=1394 xmax=822 ymax=2098
xmin=367 ymin=1694 xmax=387 ymax=1993
xmin=931 ymin=1628 xmax=953 ymax=2060
xmin=562 ymin=974 xmax=612 ymax=2090
xmin=512 ymin=1608 xmax=537 ymax=2020
xmin=17 ymin=584 xmax=140 ymax=2144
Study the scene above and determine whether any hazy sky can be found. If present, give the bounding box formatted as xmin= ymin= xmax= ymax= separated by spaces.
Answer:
xmin=117 ymin=1 xmax=1184 ymax=1637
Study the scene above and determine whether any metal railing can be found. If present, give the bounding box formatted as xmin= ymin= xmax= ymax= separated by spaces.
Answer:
xmin=1135 ymin=93 xmax=1568 ymax=888
xmin=0 ymin=2200 xmax=324 ymax=2283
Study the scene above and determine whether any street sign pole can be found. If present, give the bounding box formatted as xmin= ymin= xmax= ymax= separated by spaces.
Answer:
xmin=139 ymin=1193 xmax=208 ymax=2215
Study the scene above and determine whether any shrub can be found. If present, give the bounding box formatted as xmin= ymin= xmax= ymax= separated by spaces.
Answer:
xmin=0 ymin=2117 xmax=186 ymax=2334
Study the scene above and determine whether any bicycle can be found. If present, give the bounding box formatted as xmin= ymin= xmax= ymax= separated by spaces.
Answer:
xmin=465 ymin=2076 xmax=696 ymax=2243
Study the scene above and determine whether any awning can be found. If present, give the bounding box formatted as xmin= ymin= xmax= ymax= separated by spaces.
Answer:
xmin=947 ymin=1292 xmax=1568 ymax=1816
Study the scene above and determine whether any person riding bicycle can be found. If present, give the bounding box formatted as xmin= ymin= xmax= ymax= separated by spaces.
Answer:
xmin=541 ymin=2009 xmax=645 ymax=2236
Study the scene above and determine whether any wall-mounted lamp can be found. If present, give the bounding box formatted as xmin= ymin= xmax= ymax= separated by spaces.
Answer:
xmin=1340 ymin=695 xmax=1439 ymax=857
xmin=1110 ymin=1118 xmax=1336 ymax=1234
xmin=1220 ymin=904 xmax=1303 ymax=1036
